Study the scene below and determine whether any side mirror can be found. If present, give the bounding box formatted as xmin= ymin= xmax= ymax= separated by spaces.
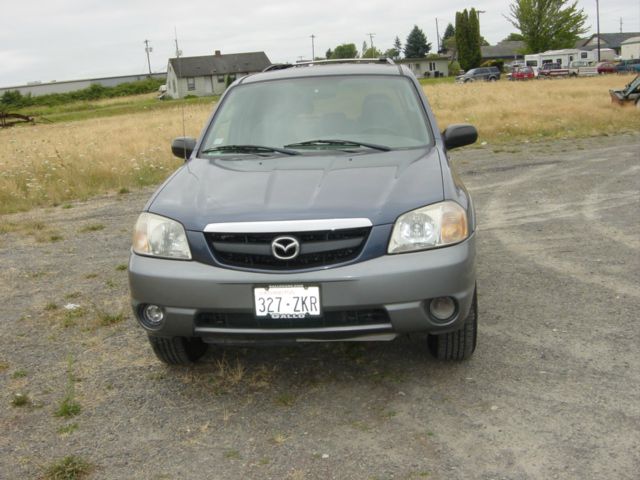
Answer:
xmin=442 ymin=124 xmax=478 ymax=150
xmin=171 ymin=137 xmax=197 ymax=160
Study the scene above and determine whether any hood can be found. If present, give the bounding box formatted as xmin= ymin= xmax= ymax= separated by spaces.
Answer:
xmin=148 ymin=148 xmax=444 ymax=231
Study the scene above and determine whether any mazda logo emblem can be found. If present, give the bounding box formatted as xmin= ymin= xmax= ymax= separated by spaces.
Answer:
xmin=271 ymin=236 xmax=300 ymax=260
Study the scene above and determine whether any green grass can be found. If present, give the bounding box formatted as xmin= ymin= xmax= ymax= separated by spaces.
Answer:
xmin=55 ymin=356 xmax=81 ymax=418
xmin=18 ymin=95 xmax=216 ymax=124
xmin=57 ymin=423 xmax=79 ymax=435
xmin=97 ymin=311 xmax=125 ymax=326
xmin=11 ymin=392 xmax=30 ymax=407
xmin=419 ymin=76 xmax=456 ymax=85
xmin=79 ymin=223 xmax=105 ymax=233
xmin=43 ymin=455 xmax=93 ymax=480
xmin=11 ymin=369 xmax=28 ymax=379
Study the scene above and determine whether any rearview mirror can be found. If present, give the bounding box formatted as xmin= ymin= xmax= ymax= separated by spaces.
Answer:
xmin=171 ymin=137 xmax=197 ymax=160
xmin=442 ymin=124 xmax=478 ymax=150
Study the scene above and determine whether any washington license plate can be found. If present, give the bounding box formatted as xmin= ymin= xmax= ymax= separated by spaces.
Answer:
xmin=254 ymin=285 xmax=321 ymax=318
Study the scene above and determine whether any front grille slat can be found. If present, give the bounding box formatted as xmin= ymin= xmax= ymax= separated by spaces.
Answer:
xmin=206 ymin=227 xmax=371 ymax=271
xmin=195 ymin=309 xmax=390 ymax=330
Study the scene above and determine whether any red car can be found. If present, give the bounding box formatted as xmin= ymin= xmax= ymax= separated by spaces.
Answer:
xmin=510 ymin=66 xmax=535 ymax=80
xmin=597 ymin=62 xmax=617 ymax=74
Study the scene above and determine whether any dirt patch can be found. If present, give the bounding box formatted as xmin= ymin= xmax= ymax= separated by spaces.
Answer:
xmin=1 ymin=134 xmax=639 ymax=479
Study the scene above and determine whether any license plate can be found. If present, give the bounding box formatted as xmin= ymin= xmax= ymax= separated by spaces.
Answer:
xmin=254 ymin=285 xmax=321 ymax=318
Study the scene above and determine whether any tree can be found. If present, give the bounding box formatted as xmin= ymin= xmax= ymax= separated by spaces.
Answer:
xmin=404 ymin=25 xmax=431 ymax=58
xmin=330 ymin=43 xmax=359 ymax=59
xmin=393 ymin=36 xmax=403 ymax=58
xmin=455 ymin=9 xmax=482 ymax=71
xmin=383 ymin=47 xmax=400 ymax=59
xmin=363 ymin=46 xmax=382 ymax=58
xmin=506 ymin=0 xmax=588 ymax=53
xmin=325 ymin=48 xmax=333 ymax=59
xmin=502 ymin=32 xmax=525 ymax=42
xmin=442 ymin=23 xmax=455 ymax=42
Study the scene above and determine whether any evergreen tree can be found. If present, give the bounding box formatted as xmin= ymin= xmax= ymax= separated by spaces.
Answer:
xmin=442 ymin=23 xmax=455 ymax=43
xmin=404 ymin=25 xmax=431 ymax=58
xmin=468 ymin=8 xmax=483 ymax=68
xmin=393 ymin=36 xmax=402 ymax=59
xmin=455 ymin=9 xmax=482 ymax=71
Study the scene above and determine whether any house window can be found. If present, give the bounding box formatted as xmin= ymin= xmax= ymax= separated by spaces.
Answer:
xmin=429 ymin=62 xmax=436 ymax=71
xmin=217 ymin=75 xmax=225 ymax=83
xmin=581 ymin=51 xmax=588 ymax=59
xmin=187 ymin=77 xmax=195 ymax=91
xmin=414 ymin=63 xmax=420 ymax=71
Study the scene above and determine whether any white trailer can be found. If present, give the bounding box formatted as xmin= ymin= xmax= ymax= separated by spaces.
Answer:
xmin=525 ymin=48 xmax=615 ymax=74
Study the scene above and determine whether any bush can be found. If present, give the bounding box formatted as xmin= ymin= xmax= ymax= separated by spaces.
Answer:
xmin=481 ymin=59 xmax=505 ymax=72
xmin=1 ymin=78 xmax=165 ymax=110
xmin=448 ymin=61 xmax=461 ymax=76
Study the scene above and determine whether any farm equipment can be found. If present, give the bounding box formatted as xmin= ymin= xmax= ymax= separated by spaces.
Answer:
xmin=0 ymin=112 xmax=35 ymax=128
xmin=609 ymin=75 xmax=640 ymax=107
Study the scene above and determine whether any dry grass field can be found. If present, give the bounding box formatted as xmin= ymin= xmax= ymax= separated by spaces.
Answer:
xmin=0 ymin=75 xmax=637 ymax=215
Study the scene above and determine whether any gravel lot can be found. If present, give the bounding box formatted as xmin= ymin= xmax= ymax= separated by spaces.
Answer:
xmin=1 ymin=133 xmax=639 ymax=479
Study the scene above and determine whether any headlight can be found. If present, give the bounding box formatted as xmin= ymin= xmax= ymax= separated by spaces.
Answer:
xmin=388 ymin=201 xmax=468 ymax=254
xmin=132 ymin=212 xmax=192 ymax=259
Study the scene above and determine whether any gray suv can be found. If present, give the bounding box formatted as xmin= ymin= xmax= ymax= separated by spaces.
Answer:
xmin=456 ymin=66 xmax=501 ymax=83
xmin=129 ymin=59 xmax=479 ymax=364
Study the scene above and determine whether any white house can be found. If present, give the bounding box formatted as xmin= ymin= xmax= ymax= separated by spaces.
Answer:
xmin=166 ymin=50 xmax=271 ymax=98
xmin=621 ymin=37 xmax=640 ymax=60
xmin=398 ymin=57 xmax=450 ymax=78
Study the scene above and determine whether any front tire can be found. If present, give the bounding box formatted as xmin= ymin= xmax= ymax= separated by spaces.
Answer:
xmin=427 ymin=290 xmax=478 ymax=361
xmin=148 ymin=336 xmax=208 ymax=365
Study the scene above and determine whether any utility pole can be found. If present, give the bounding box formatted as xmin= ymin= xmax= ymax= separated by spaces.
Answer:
xmin=435 ymin=18 xmax=441 ymax=53
xmin=367 ymin=33 xmax=376 ymax=57
xmin=310 ymin=34 xmax=316 ymax=60
xmin=620 ymin=17 xmax=623 ymax=33
xmin=596 ymin=0 xmax=601 ymax=62
xmin=144 ymin=39 xmax=153 ymax=76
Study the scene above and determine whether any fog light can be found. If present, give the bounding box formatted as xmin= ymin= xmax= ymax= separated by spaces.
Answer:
xmin=429 ymin=297 xmax=456 ymax=321
xmin=142 ymin=304 xmax=164 ymax=328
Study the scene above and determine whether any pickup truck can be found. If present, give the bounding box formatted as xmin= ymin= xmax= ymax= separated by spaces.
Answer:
xmin=537 ymin=63 xmax=570 ymax=78
xmin=569 ymin=60 xmax=598 ymax=77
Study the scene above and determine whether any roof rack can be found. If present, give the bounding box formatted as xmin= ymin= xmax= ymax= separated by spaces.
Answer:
xmin=263 ymin=57 xmax=395 ymax=72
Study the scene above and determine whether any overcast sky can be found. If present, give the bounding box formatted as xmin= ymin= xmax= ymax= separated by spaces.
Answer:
xmin=1 ymin=0 xmax=638 ymax=87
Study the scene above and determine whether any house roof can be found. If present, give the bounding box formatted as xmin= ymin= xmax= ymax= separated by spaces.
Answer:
xmin=576 ymin=32 xmax=640 ymax=50
xmin=481 ymin=41 xmax=525 ymax=59
xmin=398 ymin=56 xmax=449 ymax=62
xmin=169 ymin=52 xmax=271 ymax=78
xmin=621 ymin=36 xmax=640 ymax=45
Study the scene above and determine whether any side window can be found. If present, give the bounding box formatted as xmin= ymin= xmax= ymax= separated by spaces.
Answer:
xmin=187 ymin=77 xmax=196 ymax=91
xmin=581 ymin=52 xmax=588 ymax=59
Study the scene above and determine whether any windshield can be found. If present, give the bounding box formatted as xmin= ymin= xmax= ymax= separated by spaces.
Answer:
xmin=200 ymin=75 xmax=432 ymax=153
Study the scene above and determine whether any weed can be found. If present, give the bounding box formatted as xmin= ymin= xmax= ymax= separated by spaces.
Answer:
xmin=11 ymin=369 xmax=28 ymax=379
xmin=45 ymin=302 xmax=59 ymax=311
xmin=62 ymin=307 xmax=86 ymax=328
xmin=57 ymin=423 xmax=79 ymax=435
xmin=47 ymin=234 xmax=64 ymax=243
xmin=43 ymin=455 xmax=93 ymax=480
xmin=275 ymin=392 xmax=296 ymax=407
xmin=64 ymin=292 xmax=81 ymax=300
xmin=224 ymin=449 xmax=241 ymax=460
xmin=62 ymin=204 xmax=73 ymax=209
xmin=272 ymin=433 xmax=287 ymax=445
xmin=55 ymin=356 xmax=81 ymax=418
xmin=118 ymin=187 xmax=130 ymax=194
xmin=84 ymin=273 xmax=98 ymax=279
xmin=98 ymin=311 xmax=125 ymax=327
xmin=115 ymin=264 xmax=127 ymax=271
xmin=55 ymin=396 xmax=81 ymax=418
xmin=0 ymin=360 xmax=8 ymax=371
xmin=105 ymin=279 xmax=117 ymax=288
xmin=11 ymin=392 xmax=30 ymax=407
xmin=79 ymin=223 xmax=105 ymax=233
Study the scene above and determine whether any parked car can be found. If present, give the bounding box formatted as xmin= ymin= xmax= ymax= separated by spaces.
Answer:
xmin=509 ymin=66 xmax=535 ymax=81
xmin=615 ymin=59 xmax=640 ymax=74
xmin=568 ymin=60 xmax=598 ymax=77
xmin=455 ymin=66 xmax=501 ymax=83
xmin=128 ymin=59 xmax=480 ymax=364
xmin=537 ymin=63 xmax=570 ymax=78
xmin=597 ymin=61 xmax=617 ymax=74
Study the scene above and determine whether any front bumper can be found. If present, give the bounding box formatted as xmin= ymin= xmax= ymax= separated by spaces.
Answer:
xmin=129 ymin=234 xmax=476 ymax=343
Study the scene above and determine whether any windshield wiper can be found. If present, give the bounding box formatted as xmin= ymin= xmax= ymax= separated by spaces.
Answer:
xmin=201 ymin=145 xmax=300 ymax=156
xmin=284 ymin=139 xmax=392 ymax=152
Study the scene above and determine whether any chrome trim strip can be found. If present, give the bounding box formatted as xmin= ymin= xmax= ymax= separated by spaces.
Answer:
xmin=194 ymin=323 xmax=391 ymax=335
xmin=204 ymin=218 xmax=373 ymax=233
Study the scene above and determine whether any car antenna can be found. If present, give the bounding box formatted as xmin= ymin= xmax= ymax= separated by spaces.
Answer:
xmin=174 ymin=27 xmax=187 ymax=162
